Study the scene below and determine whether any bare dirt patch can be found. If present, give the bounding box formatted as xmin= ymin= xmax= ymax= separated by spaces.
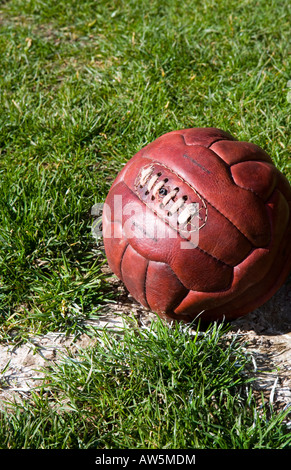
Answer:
xmin=231 ymin=278 xmax=291 ymax=412
xmin=0 ymin=273 xmax=290 ymax=416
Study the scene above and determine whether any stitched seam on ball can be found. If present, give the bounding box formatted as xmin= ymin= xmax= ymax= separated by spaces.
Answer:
xmin=145 ymin=261 xmax=191 ymax=312
xmin=134 ymin=160 xmax=255 ymax=246
xmin=119 ymin=242 xmax=129 ymax=282
xmin=123 ymin=180 xmax=233 ymax=268
xmin=229 ymin=161 xmax=276 ymax=202
xmin=150 ymin=260 xmax=191 ymax=294
xmin=139 ymin=157 xmax=255 ymax=245
xmin=207 ymin=138 xmax=230 ymax=149
xmin=134 ymin=161 xmax=208 ymax=234
xmin=165 ymin=269 xmax=192 ymax=298
xmin=197 ymin=192 xmax=253 ymax=244
xmin=229 ymin=180 xmax=267 ymax=201
xmin=180 ymin=133 xmax=230 ymax=148
xmin=208 ymin=148 xmax=272 ymax=236
xmin=208 ymin=144 xmax=272 ymax=203
xmin=143 ymin=259 xmax=150 ymax=309
xmin=166 ymin=283 xmax=191 ymax=313
xmin=201 ymin=143 xmax=266 ymax=203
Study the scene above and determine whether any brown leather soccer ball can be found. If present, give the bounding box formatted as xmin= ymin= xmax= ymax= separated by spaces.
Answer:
xmin=102 ymin=127 xmax=291 ymax=323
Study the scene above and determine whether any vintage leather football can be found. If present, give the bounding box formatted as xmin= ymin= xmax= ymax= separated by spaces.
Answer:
xmin=102 ymin=127 xmax=291 ymax=322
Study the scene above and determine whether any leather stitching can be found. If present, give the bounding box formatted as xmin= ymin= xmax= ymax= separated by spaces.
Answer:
xmin=134 ymin=161 xmax=208 ymax=234
xmin=119 ymin=242 xmax=129 ymax=281
xmin=143 ymin=259 xmax=150 ymax=309
xmin=123 ymin=180 xmax=234 ymax=268
xmin=140 ymin=155 xmax=254 ymax=245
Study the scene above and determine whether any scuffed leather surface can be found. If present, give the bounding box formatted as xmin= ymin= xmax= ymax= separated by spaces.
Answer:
xmin=102 ymin=127 xmax=291 ymax=322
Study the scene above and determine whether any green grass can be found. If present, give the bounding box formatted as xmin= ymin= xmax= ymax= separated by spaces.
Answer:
xmin=0 ymin=0 xmax=290 ymax=450
xmin=1 ymin=319 xmax=290 ymax=449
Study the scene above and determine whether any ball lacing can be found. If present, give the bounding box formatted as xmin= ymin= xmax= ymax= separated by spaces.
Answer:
xmin=139 ymin=166 xmax=201 ymax=225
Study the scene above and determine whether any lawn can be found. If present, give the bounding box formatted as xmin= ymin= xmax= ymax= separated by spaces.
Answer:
xmin=0 ymin=0 xmax=290 ymax=450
